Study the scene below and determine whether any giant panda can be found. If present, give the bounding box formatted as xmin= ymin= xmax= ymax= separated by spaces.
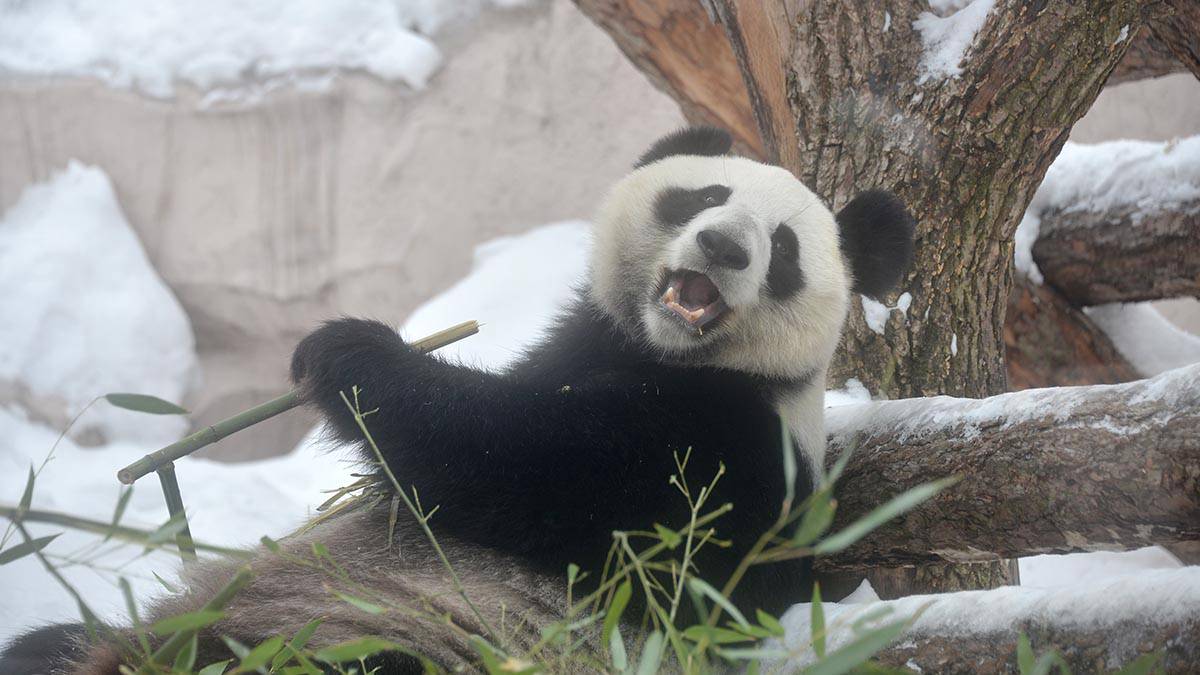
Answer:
xmin=2 ymin=126 xmax=913 ymax=674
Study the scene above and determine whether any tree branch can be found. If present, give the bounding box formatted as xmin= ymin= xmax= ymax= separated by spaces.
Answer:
xmin=1149 ymin=0 xmax=1200 ymax=81
xmin=1033 ymin=200 xmax=1200 ymax=306
xmin=1108 ymin=25 xmax=1188 ymax=85
xmin=818 ymin=364 xmax=1200 ymax=571
xmin=1004 ymin=276 xmax=1139 ymax=390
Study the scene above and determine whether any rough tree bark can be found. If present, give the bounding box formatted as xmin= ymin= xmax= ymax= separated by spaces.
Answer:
xmin=818 ymin=363 xmax=1200 ymax=572
xmin=1004 ymin=276 xmax=1139 ymax=391
xmin=1107 ymin=25 xmax=1187 ymax=85
xmin=1149 ymin=0 xmax=1200 ymax=80
xmin=1032 ymin=201 xmax=1200 ymax=306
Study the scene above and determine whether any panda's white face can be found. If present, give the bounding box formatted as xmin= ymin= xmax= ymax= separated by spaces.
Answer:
xmin=589 ymin=155 xmax=852 ymax=380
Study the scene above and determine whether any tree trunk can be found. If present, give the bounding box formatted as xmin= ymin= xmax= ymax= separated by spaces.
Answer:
xmin=572 ymin=0 xmax=1177 ymax=596
xmin=1033 ymin=200 xmax=1200 ymax=306
xmin=1004 ymin=276 xmax=1139 ymax=390
xmin=818 ymin=364 xmax=1200 ymax=572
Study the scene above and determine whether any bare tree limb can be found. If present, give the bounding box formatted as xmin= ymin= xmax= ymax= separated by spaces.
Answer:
xmin=1150 ymin=0 xmax=1200 ymax=81
xmin=818 ymin=364 xmax=1200 ymax=571
xmin=1033 ymin=200 xmax=1200 ymax=306
xmin=781 ymin=568 xmax=1200 ymax=673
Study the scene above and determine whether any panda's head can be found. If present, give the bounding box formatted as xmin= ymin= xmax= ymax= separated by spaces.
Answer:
xmin=589 ymin=127 xmax=915 ymax=379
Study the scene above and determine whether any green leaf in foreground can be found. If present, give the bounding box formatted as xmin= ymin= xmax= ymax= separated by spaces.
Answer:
xmin=634 ymin=630 xmax=666 ymax=675
xmin=609 ymin=624 xmax=627 ymax=671
xmin=334 ymin=591 xmax=387 ymax=615
xmin=173 ymin=633 xmax=198 ymax=672
xmin=803 ymin=616 xmax=912 ymax=675
xmin=196 ymin=659 xmax=232 ymax=675
xmin=602 ymin=579 xmax=632 ymax=645
xmin=19 ymin=465 xmax=35 ymax=511
xmin=755 ymin=609 xmax=785 ymax=638
xmin=150 ymin=610 xmax=225 ymax=635
xmin=0 ymin=533 xmax=60 ymax=565
xmin=1017 ymin=632 xmax=1035 ymax=673
xmin=104 ymin=393 xmax=189 ymax=415
xmin=1114 ymin=652 xmax=1163 ymax=675
xmin=811 ymin=582 xmax=826 ymax=659
xmin=239 ymin=635 xmax=285 ymax=671
xmin=814 ymin=476 xmax=959 ymax=554
xmin=688 ymin=577 xmax=750 ymax=629
xmin=314 ymin=637 xmax=402 ymax=663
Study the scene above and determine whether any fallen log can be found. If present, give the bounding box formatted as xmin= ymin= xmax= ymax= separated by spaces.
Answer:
xmin=1033 ymin=200 xmax=1200 ymax=306
xmin=819 ymin=363 xmax=1200 ymax=571
xmin=776 ymin=568 xmax=1200 ymax=674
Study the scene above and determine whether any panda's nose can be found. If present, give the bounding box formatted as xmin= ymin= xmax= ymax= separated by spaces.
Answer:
xmin=697 ymin=230 xmax=749 ymax=270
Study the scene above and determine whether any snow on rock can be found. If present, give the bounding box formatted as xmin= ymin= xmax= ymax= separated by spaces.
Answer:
xmin=1085 ymin=302 xmax=1200 ymax=377
xmin=0 ymin=162 xmax=198 ymax=445
xmin=774 ymin=567 xmax=1200 ymax=669
xmin=0 ymin=405 xmax=358 ymax=644
xmin=825 ymin=378 xmax=872 ymax=409
xmin=914 ymin=0 xmax=996 ymax=83
xmin=860 ymin=292 xmax=911 ymax=335
xmin=1020 ymin=547 xmax=1181 ymax=590
xmin=0 ymin=0 xmax=527 ymax=100
xmin=1015 ymin=136 xmax=1200 ymax=283
xmin=827 ymin=361 xmax=1200 ymax=443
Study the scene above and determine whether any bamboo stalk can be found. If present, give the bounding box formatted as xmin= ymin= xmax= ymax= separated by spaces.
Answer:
xmin=116 ymin=320 xmax=480 ymax=485
xmin=156 ymin=462 xmax=197 ymax=563
xmin=0 ymin=503 xmax=250 ymax=558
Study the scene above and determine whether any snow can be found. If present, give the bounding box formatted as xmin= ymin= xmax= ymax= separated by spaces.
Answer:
xmin=1085 ymin=303 xmax=1200 ymax=377
xmin=914 ymin=0 xmax=995 ymax=83
xmin=0 ymin=406 xmax=357 ymax=643
xmin=0 ymin=0 xmax=528 ymax=100
xmin=825 ymin=378 xmax=873 ymax=409
xmin=949 ymin=333 xmax=958 ymax=356
xmin=0 ymin=162 xmax=198 ymax=445
xmin=774 ymin=567 xmax=1200 ymax=668
xmin=860 ymin=292 xmax=911 ymax=335
xmin=827 ymin=362 xmax=1200 ymax=442
xmin=1015 ymin=136 xmax=1200 ymax=283
xmin=402 ymin=221 xmax=592 ymax=372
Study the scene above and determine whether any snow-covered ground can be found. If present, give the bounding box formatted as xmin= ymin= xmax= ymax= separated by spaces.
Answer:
xmin=0 ymin=0 xmax=527 ymax=101
xmin=0 ymin=182 xmax=1195 ymax=650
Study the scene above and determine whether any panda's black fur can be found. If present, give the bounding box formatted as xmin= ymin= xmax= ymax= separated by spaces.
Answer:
xmin=1 ymin=126 xmax=915 ymax=675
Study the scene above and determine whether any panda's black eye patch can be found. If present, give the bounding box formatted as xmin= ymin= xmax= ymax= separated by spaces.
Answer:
xmin=767 ymin=224 xmax=804 ymax=299
xmin=654 ymin=184 xmax=731 ymax=227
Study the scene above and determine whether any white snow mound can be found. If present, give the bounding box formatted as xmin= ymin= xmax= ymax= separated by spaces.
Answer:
xmin=914 ymin=0 xmax=996 ymax=83
xmin=0 ymin=161 xmax=198 ymax=445
xmin=0 ymin=0 xmax=495 ymax=99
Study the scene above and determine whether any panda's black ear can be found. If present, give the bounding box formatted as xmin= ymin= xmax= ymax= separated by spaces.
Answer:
xmin=635 ymin=127 xmax=733 ymax=168
xmin=836 ymin=189 xmax=916 ymax=299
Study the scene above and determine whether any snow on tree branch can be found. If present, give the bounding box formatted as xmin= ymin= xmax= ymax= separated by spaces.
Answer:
xmin=820 ymin=363 xmax=1200 ymax=569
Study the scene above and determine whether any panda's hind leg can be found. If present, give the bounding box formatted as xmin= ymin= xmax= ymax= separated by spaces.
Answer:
xmin=0 ymin=622 xmax=93 ymax=675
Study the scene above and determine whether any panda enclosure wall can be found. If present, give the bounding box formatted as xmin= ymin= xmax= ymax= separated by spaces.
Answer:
xmin=574 ymin=0 xmax=1200 ymax=611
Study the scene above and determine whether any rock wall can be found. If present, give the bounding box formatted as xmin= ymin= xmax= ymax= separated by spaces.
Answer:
xmin=0 ymin=1 xmax=684 ymax=458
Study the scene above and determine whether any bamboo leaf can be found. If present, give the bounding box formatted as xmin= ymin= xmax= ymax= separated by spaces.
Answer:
xmin=653 ymin=523 xmax=681 ymax=549
xmin=271 ymin=619 xmax=323 ymax=671
xmin=19 ymin=465 xmax=35 ymax=511
xmin=814 ymin=477 xmax=958 ymax=555
xmin=151 ymin=610 xmax=225 ymax=635
xmin=792 ymin=489 xmax=835 ymax=546
xmin=173 ymin=634 xmax=198 ymax=672
xmin=1017 ymin=633 xmax=1035 ymax=673
xmin=681 ymin=625 xmax=753 ymax=644
xmin=688 ymin=577 xmax=749 ymax=629
xmin=634 ymin=630 xmax=665 ymax=675
xmin=197 ymin=659 xmax=232 ymax=675
xmin=314 ymin=637 xmax=402 ymax=663
xmin=221 ymin=635 xmax=251 ymax=661
xmin=334 ymin=591 xmax=387 ymax=615
xmin=146 ymin=512 xmax=188 ymax=546
xmin=153 ymin=571 xmax=180 ymax=593
xmin=755 ymin=609 xmax=785 ymax=638
xmin=811 ymin=582 xmax=826 ymax=659
xmin=803 ymin=617 xmax=910 ymax=675
xmin=602 ymin=579 xmax=633 ymax=645
xmin=0 ymin=533 xmax=60 ymax=565
xmin=781 ymin=422 xmax=797 ymax=505
xmin=105 ymin=393 xmax=189 ymax=415
xmin=119 ymin=577 xmax=151 ymax=655
xmin=609 ymin=624 xmax=627 ymax=671
xmin=106 ymin=487 xmax=134 ymax=542
xmin=239 ymin=635 xmax=285 ymax=671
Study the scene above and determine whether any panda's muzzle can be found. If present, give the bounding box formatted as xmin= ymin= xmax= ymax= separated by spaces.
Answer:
xmin=659 ymin=269 xmax=730 ymax=332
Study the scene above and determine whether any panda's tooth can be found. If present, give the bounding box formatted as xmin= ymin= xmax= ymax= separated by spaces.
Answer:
xmin=663 ymin=286 xmax=677 ymax=303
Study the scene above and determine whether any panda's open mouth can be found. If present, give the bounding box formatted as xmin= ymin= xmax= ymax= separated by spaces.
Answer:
xmin=659 ymin=269 xmax=730 ymax=332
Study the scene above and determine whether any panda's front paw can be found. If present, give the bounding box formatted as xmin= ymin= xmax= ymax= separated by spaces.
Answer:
xmin=290 ymin=318 xmax=406 ymax=390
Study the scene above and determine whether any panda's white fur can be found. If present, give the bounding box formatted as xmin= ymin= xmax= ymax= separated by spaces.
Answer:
xmin=591 ymin=154 xmax=853 ymax=473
